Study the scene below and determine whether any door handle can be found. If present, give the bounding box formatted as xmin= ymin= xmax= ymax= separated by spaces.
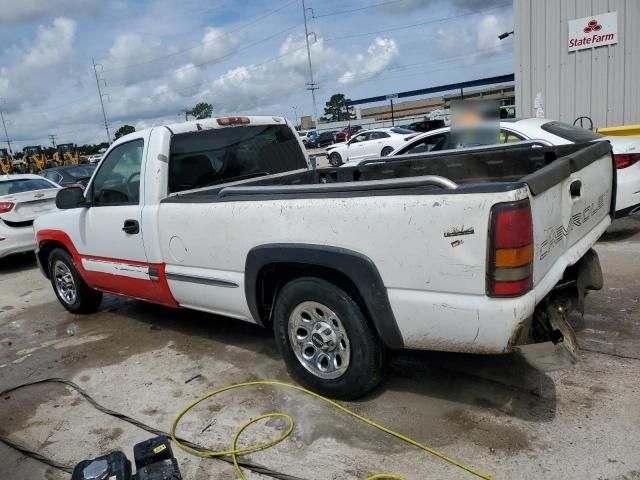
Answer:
xmin=122 ymin=219 xmax=139 ymax=234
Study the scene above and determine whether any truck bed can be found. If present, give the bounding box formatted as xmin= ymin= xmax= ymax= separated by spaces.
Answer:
xmin=163 ymin=141 xmax=612 ymax=203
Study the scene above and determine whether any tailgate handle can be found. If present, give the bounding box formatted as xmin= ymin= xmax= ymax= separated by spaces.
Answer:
xmin=570 ymin=180 xmax=582 ymax=199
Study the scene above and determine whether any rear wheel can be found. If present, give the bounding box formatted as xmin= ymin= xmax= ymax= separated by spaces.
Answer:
xmin=273 ymin=277 xmax=385 ymax=399
xmin=329 ymin=152 xmax=343 ymax=167
xmin=381 ymin=146 xmax=394 ymax=156
xmin=48 ymin=248 xmax=102 ymax=314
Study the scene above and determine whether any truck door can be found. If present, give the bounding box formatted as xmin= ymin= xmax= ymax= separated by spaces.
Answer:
xmin=73 ymin=134 xmax=160 ymax=300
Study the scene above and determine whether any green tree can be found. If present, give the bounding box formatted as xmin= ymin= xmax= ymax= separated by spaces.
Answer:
xmin=114 ymin=124 xmax=135 ymax=140
xmin=323 ymin=93 xmax=355 ymax=121
xmin=190 ymin=102 xmax=213 ymax=119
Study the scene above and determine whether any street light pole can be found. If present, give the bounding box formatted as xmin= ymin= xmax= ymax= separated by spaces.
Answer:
xmin=301 ymin=0 xmax=319 ymax=127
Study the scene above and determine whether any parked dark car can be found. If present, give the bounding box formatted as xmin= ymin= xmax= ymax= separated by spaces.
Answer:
xmin=39 ymin=164 xmax=96 ymax=189
xmin=308 ymin=130 xmax=339 ymax=148
xmin=405 ymin=119 xmax=446 ymax=133
xmin=335 ymin=125 xmax=363 ymax=143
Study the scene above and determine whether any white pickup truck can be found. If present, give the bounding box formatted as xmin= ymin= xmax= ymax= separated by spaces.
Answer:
xmin=34 ymin=116 xmax=614 ymax=399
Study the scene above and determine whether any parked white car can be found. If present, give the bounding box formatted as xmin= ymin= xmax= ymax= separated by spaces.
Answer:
xmin=345 ymin=118 xmax=639 ymax=217
xmin=326 ymin=127 xmax=417 ymax=166
xmin=86 ymin=154 xmax=103 ymax=164
xmin=0 ymin=174 xmax=60 ymax=258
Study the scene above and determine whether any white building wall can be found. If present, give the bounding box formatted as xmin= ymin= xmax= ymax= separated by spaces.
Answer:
xmin=514 ymin=0 xmax=640 ymax=128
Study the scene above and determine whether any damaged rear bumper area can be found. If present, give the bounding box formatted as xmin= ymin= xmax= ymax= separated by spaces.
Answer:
xmin=513 ymin=249 xmax=603 ymax=371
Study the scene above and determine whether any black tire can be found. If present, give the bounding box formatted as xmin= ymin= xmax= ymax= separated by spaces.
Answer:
xmin=329 ymin=152 xmax=343 ymax=167
xmin=48 ymin=248 xmax=102 ymax=314
xmin=381 ymin=146 xmax=394 ymax=156
xmin=273 ymin=277 xmax=385 ymax=400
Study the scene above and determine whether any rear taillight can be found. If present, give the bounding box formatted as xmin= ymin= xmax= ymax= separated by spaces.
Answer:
xmin=0 ymin=201 xmax=14 ymax=214
xmin=614 ymin=153 xmax=640 ymax=169
xmin=216 ymin=116 xmax=250 ymax=126
xmin=66 ymin=183 xmax=85 ymax=190
xmin=487 ymin=199 xmax=533 ymax=297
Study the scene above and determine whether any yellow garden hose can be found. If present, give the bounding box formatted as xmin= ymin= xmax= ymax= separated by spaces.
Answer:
xmin=169 ymin=380 xmax=494 ymax=480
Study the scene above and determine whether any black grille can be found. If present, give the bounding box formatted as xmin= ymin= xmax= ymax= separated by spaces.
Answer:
xmin=2 ymin=219 xmax=33 ymax=228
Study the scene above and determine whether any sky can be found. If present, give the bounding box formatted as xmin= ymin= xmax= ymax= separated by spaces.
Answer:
xmin=0 ymin=0 xmax=514 ymax=150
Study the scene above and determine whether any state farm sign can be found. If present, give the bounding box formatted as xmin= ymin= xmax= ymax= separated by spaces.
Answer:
xmin=568 ymin=12 xmax=618 ymax=52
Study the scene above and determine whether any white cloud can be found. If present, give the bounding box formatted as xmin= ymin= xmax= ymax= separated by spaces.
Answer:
xmin=435 ymin=13 xmax=508 ymax=63
xmin=0 ymin=0 xmax=100 ymax=24
xmin=385 ymin=0 xmax=506 ymax=12
xmin=100 ymin=34 xmax=174 ymax=86
xmin=338 ymin=37 xmax=399 ymax=85
xmin=0 ymin=17 xmax=77 ymax=110
xmin=189 ymin=27 xmax=238 ymax=64
xmin=210 ymin=35 xmax=338 ymax=112
xmin=169 ymin=64 xmax=204 ymax=97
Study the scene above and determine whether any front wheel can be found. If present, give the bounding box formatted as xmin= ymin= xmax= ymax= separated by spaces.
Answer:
xmin=273 ymin=277 xmax=385 ymax=399
xmin=381 ymin=146 xmax=394 ymax=156
xmin=48 ymin=248 xmax=102 ymax=314
xmin=329 ymin=152 xmax=343 ymax=167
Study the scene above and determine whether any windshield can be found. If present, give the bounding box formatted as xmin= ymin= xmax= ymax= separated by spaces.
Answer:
xmin=541 ymin=121 xmax=603 ymax=142
xmin=390 ymin=127 xmax=415 ymax=134
xmin=59 ymin=144 xmax=74 ymax=153
xmin=0 ymin=178 xmax=55 ymax=196
xmin=24 ymin=147 xmax=41 ymax=156
xmin=0 ymin=150 xmax=7 ymax=159
xmin=66 ymin=165 xmax=96 ymax=178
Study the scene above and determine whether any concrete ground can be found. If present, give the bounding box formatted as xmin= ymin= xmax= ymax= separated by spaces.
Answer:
xmin=0 ymin=216 xmax=639 ymax=480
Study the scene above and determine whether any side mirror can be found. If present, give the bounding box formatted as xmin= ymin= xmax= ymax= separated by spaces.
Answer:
xmin=56 ymin=187 xmax=87 ymax=209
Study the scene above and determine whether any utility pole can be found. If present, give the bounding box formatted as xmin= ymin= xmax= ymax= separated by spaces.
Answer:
xmin=301 ymin=0 xmax=319 ymax=127
xmin=92 ymin=58 xmax=112 ymax=145
xmin=182 ymin=110 xmax=191 ymax=121
xmin=292 ymin=106 xmax=298 ymax=127
xmin=48 ymin=134 xmax=57 ymax=148
xmin=0 ymin=99 xmax=12 ymax=154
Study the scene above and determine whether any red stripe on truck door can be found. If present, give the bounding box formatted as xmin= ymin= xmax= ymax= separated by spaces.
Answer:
xmin=37 ymin=229 xmax=178 ymax=308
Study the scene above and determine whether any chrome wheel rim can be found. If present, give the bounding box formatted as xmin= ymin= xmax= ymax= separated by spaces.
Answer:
xmin=288 ymin=301 xmax=351 ymax=379
xmin=53 ymin=260 xmax=77 ymax=305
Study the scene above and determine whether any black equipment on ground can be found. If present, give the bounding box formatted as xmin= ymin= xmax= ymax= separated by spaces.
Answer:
xmin=71 ymin=436 xmax=181 ymax=480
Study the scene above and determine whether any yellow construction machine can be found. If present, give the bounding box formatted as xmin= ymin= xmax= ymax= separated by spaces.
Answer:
xmin=22 ymin=146 xmax=47 ymax=172
xmin=0 ymin=148 xmax=13 ymax=174
xmin=53 ymin=143 xmax=88 ymax=166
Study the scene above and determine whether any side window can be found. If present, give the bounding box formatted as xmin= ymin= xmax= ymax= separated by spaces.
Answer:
xmin=168 ymin=125 xmax=306 ymax=193
xmin=401 ymin=134 xmax=448 ymax=155
xmin=500 ymin=130 xmax=525 ymax=143
xmin=91 ymin=139 xmax=143 ymax=206
xmin=350 ymin=133 xmax=368 ymax=143
xmin=369 ymin=132 xmax=390 ymax=140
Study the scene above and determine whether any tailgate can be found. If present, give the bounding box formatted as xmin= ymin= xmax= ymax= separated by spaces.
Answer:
xmin=525 ymin=141 xmax=614 ymax=285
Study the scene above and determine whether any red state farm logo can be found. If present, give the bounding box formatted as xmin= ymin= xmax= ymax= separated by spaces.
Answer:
xmin=583 ymin=19 xmax=602 ymax=33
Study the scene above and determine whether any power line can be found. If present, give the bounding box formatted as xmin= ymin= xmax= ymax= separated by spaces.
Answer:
xmin=313 ymin=0 xmax=411 ymax=18
xmin=326 ymin=46 xmax=509 ymax=84
xmin=325 ymin=3 xmax=510 ymax=41
xmin=102 ymin=0 xmax=299 ymax=73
